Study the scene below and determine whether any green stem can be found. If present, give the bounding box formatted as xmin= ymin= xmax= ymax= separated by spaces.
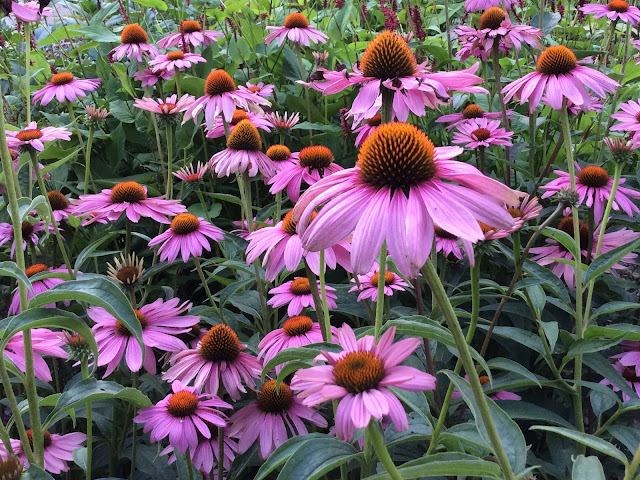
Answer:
xmin=275 ymin=190 xmax=282 ymax=223
xmin=130 ymin=372 xmax=139 ymax=480
xmin=166 ymin=124 xmax=173 ymax=199
xmin=84 ymin=127 xmax=95 ymax=195
xmin=174 ymin=71 xmax=182 ymax=96
xmin=81 ymin=359 xmax=93 ymax=480
xmin=318 ymin=250 xmax=333 ymax=342
xmin=624 ymin=442 xmax=640 ymax=480
xmin=304 ymin=261 xmax=328 ymax=338
xmin=422 ymin=260 xmax=516 ymax=480
xmin=381 ymin=88 xmax=394 ymax=124
xmin=365 ymin=421 xmax=403 ymax=480
xmin=67 ymin=102 xmax=87 ymax=160
xmin=443 ymin=0 xmax=452 ymax=69
xmin=296 ymin=45 xmax=313 ymax=140
xmin=193 ymin=257 xmax=224 ymax=320
xmin=125 ymin=217 xmax=132 ymax=258
xmin=24 ymin=22 xmax=31 ymax=123
xmin=196 ymin=188 xmax=212 ymax=223
xmin=217 ymin=427 xmax=224 ymax=480
xmin=492 ymin=41 xmax=511 ymax=186
xmin=374 ymin=243 xmax=387 ymax=340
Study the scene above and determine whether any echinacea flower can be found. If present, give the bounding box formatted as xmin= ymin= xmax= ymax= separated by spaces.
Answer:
xmin=10 ymin=1 xmax=51 ymax=22
xmin=183 ymin=70 xmax=270 ymax=128
xmin=264 ymin=111 xmax=300 ymax=133
xmin=89 ymin=298 xmax=199 ymax=377
xmin=353 ymin=114 xmax=382 ymax=147
xmin=149 ymin=51 xmax=206 ymax=73
xmin=9 ymin=264 xmax=69 ymax=314
xmin=464 ymin=0 xmax=515 ymax=12
xmin=32 ymin=73 xmax=101 ymax=106
xmin=157 ymin=20 xmax=224 ymax=49
xmin=268 ymin=145 xmax=343 ymax=202
xmin=506 ymin=194 xmax=542 ymax=226
xmin=601 ymin=360 xmax=640 ymax=401
xmin=434 ymin=225 xmax=472 ymax=261
xmin=265 ymin=144 xmax=298 ymax=172
xmin=611 ymin=99 xmax=640 ymax=143
xmin=0 ymin=220 xmax=48 ymax=258
xmin=436 ymin=103 xmax=507 ymax=131
xmin=6 ymin=121 xmax=71 ymax=152
xmin=292 ymin=122 xmax=521 ymax=277
xmin=452 ymin=118 xmax=514 ymax=149
xmin=231 ymin=217 xmax=274 ymax=238
xmin=134 ymin=380 xmax=230 ymax=454
xmin=291 ymin=324 xmax=436 ymax=441
xmin=134 ymin=94 xmax=195 ymax=119
xmin=349 ymin=268 xmax=408 ymax=302
xmin=47 ymin=190 xmax=73 ymax=222
xmin=173 ymin=162 xmax=209 ymax=183
xmin=580 ymin=0 xmax=640 ymax=23
xmin=84 ymin=105 xmax=110 ymax=129
xmin=452 ymin=375 xmax=522 ymax=401
xmin=205 ymin=109 xmax=272 ymax=139
xmin=0 ymin=431 xmax=85 ymax=474
xmin=5 ymin=329 xmax=67 ymax=382
xmin=541 ymin=163 xmax=640 ymax=221
xmin=604 ymin=136 xmax=638 ymax=163
xmin=258 ymin=316 xmax=336 ymax=374
xmin=209 ymin=119 xmax=276 ymax=178
xmin=71 ymin=181 xmax=186 ymax=224
xmin=265 ymin=13 xmax=328 ymax=46
xmin=106 ymin=252 xmax=145 ymax=288
xmin=566 ymin=95 xmax=605 ymax=115
xmin=267 ymin=277 xmax=337 ymax=316
xmin=612 ymin=341 xmax=640 ymax=378
xmin=134 ymin=68 xmax=172 ymax=87
xmin=246 ymin=210 xmax=351 ymax=282
xmin=0 ymin=454 xmax=22 ymax=479
xmin=303 ymin=30 xmax=487 ymax=124
xmin=148 ymin=213 xmax=225 ymax=263
xmin=530 ymin=217 xmax=640 ymax=288
xmin=164 ymin=324 xmax=262 ymax=399
xmin=228 ymin=379 xmax=327 ymax=459
xmin=502 ymin=45 xmax=619 ymax=112
xmin=238 ymin=81 xmax=275 ymax=98
xmin=109 ymin=24 xmax=160 ymax=62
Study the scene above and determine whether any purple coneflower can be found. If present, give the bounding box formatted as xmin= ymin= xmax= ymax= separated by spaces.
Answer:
xmin=265 ymin=145 xmax=298 ymax=174
xmin=464 ymin=0 xmax=515 ymax=12
xmin=6 ymin=121 xmax=71 ymax=152
xmin=134 ymin=68 xmax=173 ymax=87
xmin=601 ymin=360 xmax=640 ymax=401
xmin=268 ymin=277 xmax=337 ymax=316
xmin=5 ymin=329 xmax=67 ymax=382
xmin=9 ymin=264 xmax=69 ymax=314
xmin=231 ymin=217 xmax=274 ymax=238
xmin=205 ymin=109 xmax=272 ymax=139
xmin=0 ymin=220 xmax=49 ymax=259
xmin=265 ymin=13 xmax=329 ymax=46
xmin=436 ymin=103 xmax=508 ymax=130
xmin=10 ymin=1 xmax=52 ymax=22
xmin=47 ymin=190 xmax=73 ymax=222
xmin=353 ymin=114 xmax=382 ymax=147
xmin=149 ymin=51 xmax=206 ymax=73
xmin=291 ymin=324 xmax=436 ymax=441
xmin=264 ymin=111 xmax=300 ymax=133
xmin=228 ymin=379 xmax=327 ymax=459
xmin=611 ymin=99 xmax=640 ymax=143
xmin=32 ymin=73 xmax=101 ymax=106
xmin=109 ymin=24 xmax=159 ymax=62
xmin=580 ymin=0 xmax=640 ymax=23
xmin=158 ymin=20 xmax=224 ymax=49
xmin=134 ymin=94 xmax=195 ymax=117
xmin=452 ymin=118 xmax=514 ymax=149
xmin=349 ymin=267 xmax=408 ymax=302
xmin=1 ymin=431 xmax=85 ymax=474
xmin=238 ymin=81 xmax=275 ymax=98
xmin=173 ymin=162 xmax=209 ymax=183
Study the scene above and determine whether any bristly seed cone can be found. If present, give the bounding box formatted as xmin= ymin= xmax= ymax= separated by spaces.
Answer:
xmin=536 ymin=46 xmax=577 ymax=75
xmin=608 ymin=0 xmax=629 ymax=12
xmin=199 ymin=324 xmax=242 ymax=362
xmin=0 ymin=454 xmax=23 ymax=480
xmin=51 ymin=72 xmax=74 ymax=85
xmin=333 ymin=351 xmax=385 ymax=394
xmin=205 ymin=70 xmax=236 ymax=96
xmin=283 ymin=12 xmax=310 ymax=28
xmin=283 ymin=316 xmax=314 ymax=336
xmin=16 ymin=129 xmax=43 ymax=141
xmin=557 ymin=216 xmax=590 ymax=249
xmin=358 ymin=122 xmax=437 ymax=190
xmin=266 ymin=145 xmax=292 ymax=162
xmin=473 ymin=128 xmax=491 ymax=141
xmin=121 ymin=24 xmax=149 ymax=44
xmin=462 ymin=104 xmax=485 ymax=119
xmin=577 ymin=165 xmax=609 ymax=188
xmin=367 ymin=114 xmax=382 ymax=127
xmin=48 ymin=190 xmax=69 ymax=211
xmin=230 ymin=109 xmax=250 ymax=125
xmin=360 ymin=30 xmax=417 ymax=80
xmin=26 ymin=429 xmax=52 ymax=449
xmin=289 ymin=277 xmax=312 ymax=295
xmin=21 ymin=221 xmax=34 ymax=238
xmin=479 ymin=7 xmax=507 ymax=30
xmin=167 ymin=390 xmax=200 ymax=417
xmin=257 ymin=379 xmax=294 ymax=413
xmin=110 ymin=181 xmax=147 ymax=203
xmin=115 ymin=310 xmax=148 ymax=336
xmin=167 ymin=51 xmax=185 ymax=60
xmin=227 ymin=119 xmax=262 ymax=151
xmin=25 ymin=263 xmax=49 ymax=277
xmin=370 ymin=271 xmax=396 ymax=287
xmin=171 ymin=213 xmax=201 ymax=235
xmin=507 ymin=207 xmax=523 ymax=218
xmin=434 ymin=225 xmax=457 ymax=239
xmin=180 ymin=20 xmax=203 ymax=33
xmin=298 ymin=145 xmax=334 ymax=170
xmin=281 ymin=209 xmax=316 ymax=235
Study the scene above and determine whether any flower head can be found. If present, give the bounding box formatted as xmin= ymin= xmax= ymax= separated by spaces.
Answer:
xmin=436 ymin=104 xmax=509 ymax=131
xmin=228 ymin=379 xmax=327 ymax=458
xmin=452 ymin=118 xmax=514 ymax=149
xmin=33 ymin=73 xmax=101 ymax=106
xmin=502 ymin=45 xmax=619 ymax=112
xmin=464 ymin=0 xmax=515 ymax=12
xmin=134 ymin=380 xmax=230 ymax=453
xmin=163 ymin=324 xmax=262 ymax=400
xmin=265 ymin=111 xmax=300 ymax=134
xmin=231 ymin=217 xmax=274 ymax=238
xmin=106 ymin=252 xmax=145 ymax=288
xmin=292 ymin=122 xmax=521 ymax=277
xmin=134 ymin=94 xmax=195 ymax=123
xmin=149 ymin=51 xmax=206 ymax=73
xmin=0 ymin=220 xmax=49 ymax=259
xmin=71 ymin=181 xmax=186 ymax=224
xmin=110 ymin=24 xmax=160 ymax=62
xmin=1 ymin=431 xmax=85 ymax=474
xmin=6 ymin=121 xmax=71 ymax=152
xmin=10 ymin=1 xmax=52 ymax=22
xmin=0 ymin=454 xmax=23 ymax=480
xmin=134 ymin=68 xmax=173 ymax=87
xmin=9 ymin=264 xmax=69 ymax=314
xmin=348 ymin=267 xmax=408 ymax=302
xmin=611 ymin=99 xmax=640 ymax=144
xmin=601 ymin=360 xmax=640 ymax=401
xmin=89 ymin=298 xmax=199 ymax=376
xmin=158 ymin=20 xmax=224 ymax=49
xmin=238 ymin=81 xmax=275 ymax=98
xmin=4 ymin=329 xmax=67 ymax=382
xmin=353 ymin=114 xmax=382 ymax=147
xmin=205 ymin=109 xmax=272 ymax=139
xmin=84 ymin=105 xmax=110 ymax=129
xmin=291 ymin=324 xmax=436 ymax=441
xmin=148 ymin=213 xmax=224 ymax=263
xmin=47 ymin=190 xmax=73 ymax=222
xmin=173 ymin=162 xmax=209 ymax=183
xmin=265 ymin=144 xmax=298 ymax=172
xmin=265 ymin=13 xmax=329 ymax=46
xmin=580 ymin=0 xmax=640 ymax=23
xmin=267 ymin=277 xmax=337 ymax=316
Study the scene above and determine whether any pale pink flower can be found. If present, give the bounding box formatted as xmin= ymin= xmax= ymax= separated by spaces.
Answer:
xmin=0 ymin=431 xmax=85 ymax=474
xmin=173 ymin=162 xmax=209 ymax=183
xmin=436 ymin=103 xmax=509 ymax=131
xmin=265 ymin=111 xmax=300 ymax=131
xmin=464 ymin=0 xmax=515 ymax=12
xmin=581 ymin=0 xmax=640 ymax=23
xmin=238 ymin=81 xmax=275 ymax=98
xmin=10 ymin=1 xmax=52 ymax=22
xmin=157 ymin=20 xmax=224 ymax=49
xmin=33 ymin=73 xmax=101 ymax=106
xmin=133 ymin=94 xmax=195 ymax=116
xmin=611 ymin=99 xmax=640 ymax=143
xmin=348 ymin=267 xmax=408 ymax=302
xmin=267 ymin=277 xmax=337 ymax=317
xmin=6 ymin=121 xmax=71 ymax=152
xmin=0 ymin=219 xmax=48 ymax=258
xmin=134 ymin=68 xmax=173 ymax=87
xmin=265 ymin=13 xmax=328 ymax=46
xmin=231 ymin=217 xmax=274 ymax=238
xmin=353 ymin=114 xmax=382 ymax=147
xmin=9 ymin=264 xmax=69 ymax=315
xmin=452 ymin=118 xmax=513 ymax=149
xmin=149 ymin=51 xmax=206 ymax=73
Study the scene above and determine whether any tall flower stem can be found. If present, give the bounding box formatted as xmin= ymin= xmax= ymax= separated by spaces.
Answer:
xmin=381 ymin=88 xmax=394 ymax=124
xmin=374 ymin=243 xmax=387 ymax=340
xmin=84 ymin=126 xmax=95 ymax=195
xmin=559 ymin=102 xmax=586 ymax=445
xmin=67 ymin=102 xmax=87 ymax=160
xmin=318 ymin=250 xmax=333 ymax=341
xmin=81 ymin=358 xmax=93 ymax=480
xmin=443 ymin=0 xmax=452 ymax=68
xmin=193 ymin=256 xmax=224 ymax=321
xmin=624 ymin=441 xmax=640 ymax=480
xmin=304 ymin=261 xmax=329 ymax=341
xmin=130 ymin=371 xmax=139 ymax=480
xmin=125 ymin=217 xmax=132 ymax=257
xmin=365 ymin=421 xmax=403 ymax=480
xmin=217 ymin=427 xmax=224 ymax=480
xmin=492 ymin=41 xmax=511 ymax=186
xmin=166 ymin=124 xmax=174 ymax=199
xmin=296 ymin=45 xmax=313 ymax=140
xmin=24 ymin=22 xmax=32 ymax=123
xmin=275 ymin=191 xmax=282 ymax=222
xmin=422 ymin=259 xmax=516 ymax=480
xmin=29 ymin=150 xmax=74 ymax=277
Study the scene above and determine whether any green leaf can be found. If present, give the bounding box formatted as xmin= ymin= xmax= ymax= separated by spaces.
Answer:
xmin=74 ymin=231 xmax=122 ymax=272
xmin=572 ymin=455 xmax=606 ymax=480
xmin=44 ymin=378 xmax=151 ymax=429
xmin=499 ymin=401 xmax=574 ymax=429
xmin=255 ymin=434 xmax=329 ymax=480
xmin=443 ymin=370 xmax=527 ymax=474
xmin=276 ymin=437 xmax=360 ymax=480
xmin=291 ymin=122 xmax=343 ymax=133
xmin=530 ymin=426 xmax=628 ymax=465
xmin=74 ymin=25 xmax=120 ymax=42
xmin=564 ymin=335 xmax=627 ymax=360
xmin=363 ymin=452 xmax=503 ymax=479
xmin=175 ymin=449 xmax=203 ymax=480
xmin=72 ymin=447 xmax=88 ymax=471
xmin=261 ymin=343 xmax=342 ymax=380
xmin=111 ymin=65 xmax=136 ymax=98
xmin=486 ymin=357 xmax=541 ymax=387
xmin=180 ymin=76 xmax=205 ymax=97
xmin=0 ymin=261 xmax=32 ymax=293
xmin=133 ymin=0 xmax=168 ymax=10
xmin=585 ymin=324 xmax=640 ymax=342
xmin=590 ymin=302 xmax=640 ymax=321
xmin=523 ymin=284 xmax=546 ymax=317
xmin=583 ymin=237 xmax=640 ymax=285
xmin=583 ymin=353 xmax=637 ymax=399
xmin=26 ymin=465 xmax=55 ymax=480
xmin=28 ymin=274 xmax=143 ymax=350
xmin=476 ymin=325 xmax=545 ymax=354
xmin=541 ymin=227 xmax=580 ymax=258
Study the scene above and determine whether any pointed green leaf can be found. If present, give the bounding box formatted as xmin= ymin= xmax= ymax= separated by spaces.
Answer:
xmin=583 ymin=238 xmax=640 ymax=285
xmin=276 ymin=437 xmax=360 ymax=480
